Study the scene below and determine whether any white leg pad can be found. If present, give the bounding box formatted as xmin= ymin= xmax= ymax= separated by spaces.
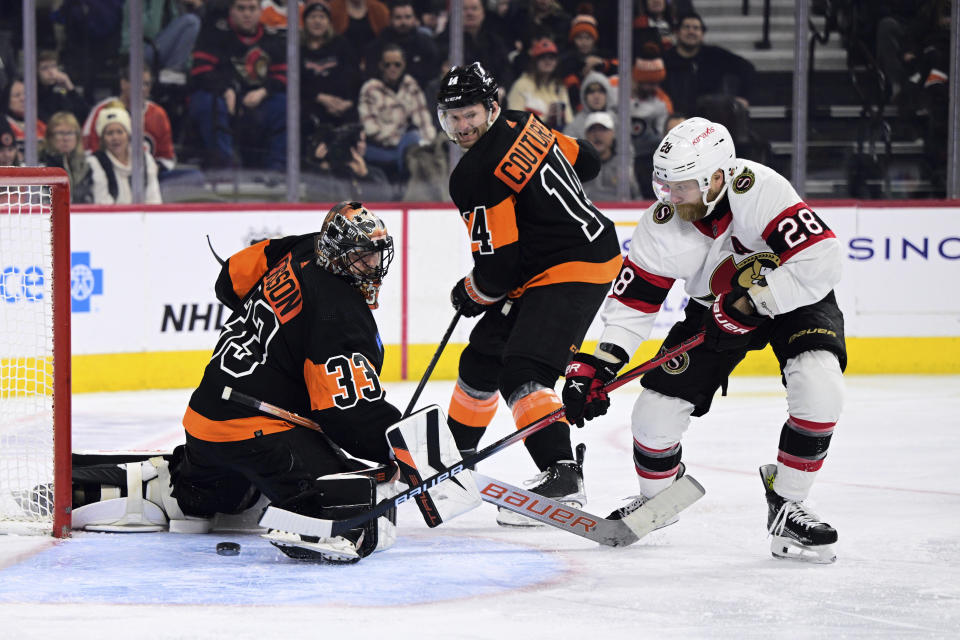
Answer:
xmin=73 ymin=461 xmax=167 ymax=532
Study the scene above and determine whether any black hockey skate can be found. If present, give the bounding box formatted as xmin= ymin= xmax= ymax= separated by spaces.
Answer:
xmin=496 ymin=446 xmax=586 ymax=527
xmin=607 ymin=463 xmax=686 ymax=529
xmin=760 ymin=464 xmax=837 ymax=564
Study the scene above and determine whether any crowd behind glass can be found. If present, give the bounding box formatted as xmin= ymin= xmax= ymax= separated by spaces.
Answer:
xmin=0 ymin=0 xmax=952 ymax=203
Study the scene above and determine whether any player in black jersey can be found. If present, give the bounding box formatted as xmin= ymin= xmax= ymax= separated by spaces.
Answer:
xmin=66 ymin=202 xmax=403 ymax=563
xmin=436 ymin=62 xmax=621 ymax=526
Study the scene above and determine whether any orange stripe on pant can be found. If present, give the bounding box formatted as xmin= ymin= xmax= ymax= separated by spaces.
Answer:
xmin=511 ymin=388 xmax=567 ymax=435
xmin=448 ymin=383 xmax=499 ymax=428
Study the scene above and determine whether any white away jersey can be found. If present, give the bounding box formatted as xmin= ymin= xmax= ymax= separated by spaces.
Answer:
xmin=599 ymin=160 xmax=842 ymax=355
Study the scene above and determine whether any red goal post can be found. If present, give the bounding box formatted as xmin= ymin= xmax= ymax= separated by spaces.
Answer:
xmin=0 ymin=167 xmax=72 ymax=537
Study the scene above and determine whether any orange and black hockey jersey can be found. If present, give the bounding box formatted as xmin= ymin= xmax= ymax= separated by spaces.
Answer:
xmin=448 ymin=109 xmax=621 ymax=298
xmin=183 ymin=235 xmax=400 ymax=463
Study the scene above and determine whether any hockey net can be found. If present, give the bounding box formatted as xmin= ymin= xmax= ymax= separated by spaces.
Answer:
xmin=0 ymin=167 xmax=72 ymax=537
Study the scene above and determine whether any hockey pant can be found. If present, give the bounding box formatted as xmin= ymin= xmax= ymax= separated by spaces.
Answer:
xmin=447 ymin=281 xmax=610 ymax=471
xmin=632 ymin=293 xmax=846 ymax=500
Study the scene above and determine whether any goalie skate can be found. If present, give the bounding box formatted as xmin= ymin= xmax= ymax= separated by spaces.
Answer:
xmin=263 ymin=528 xmax=364 ymax=564
xmin=760 ymin=464 xmax=837 ymax=564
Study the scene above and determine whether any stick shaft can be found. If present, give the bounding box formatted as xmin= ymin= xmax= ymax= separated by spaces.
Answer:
xmin=326 ymin=332 xmax=706 ymax=536
xmin=403 ymin=310 xmax=461 ymax=417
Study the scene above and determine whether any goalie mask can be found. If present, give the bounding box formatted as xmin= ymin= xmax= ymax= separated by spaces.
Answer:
xmin=436 ymin=62 xmax=500 ymax=147
xmin=316 ymin=201 xmax=394 ymax=309
xmin=652 ymin=117 xmax=738 ymax=214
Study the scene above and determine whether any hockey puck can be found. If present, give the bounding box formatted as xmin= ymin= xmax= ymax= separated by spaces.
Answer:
xmin=216 ymin=541 xmax=241 ymax=556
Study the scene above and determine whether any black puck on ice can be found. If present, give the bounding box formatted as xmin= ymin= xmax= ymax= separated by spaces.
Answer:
xmin=216 ymin=541 xmax=241 ymax=556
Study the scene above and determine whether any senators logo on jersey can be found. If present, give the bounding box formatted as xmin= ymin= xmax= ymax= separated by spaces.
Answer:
xmin=709 ymin=252 xmax=780 ymax=297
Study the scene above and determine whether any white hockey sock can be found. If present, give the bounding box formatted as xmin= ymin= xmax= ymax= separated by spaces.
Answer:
xmin=773 ymin=463 xmax=817 ymax=501
xmin=637 ymin=472 xmax=678 ymax=499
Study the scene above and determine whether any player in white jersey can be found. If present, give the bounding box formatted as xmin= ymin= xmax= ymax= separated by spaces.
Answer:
xmin=562 ymin=117 xmax=845 ymax=564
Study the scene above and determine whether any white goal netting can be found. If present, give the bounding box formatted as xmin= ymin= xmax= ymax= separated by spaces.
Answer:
xmin=0 ymin=182 xmax=62 ymax=535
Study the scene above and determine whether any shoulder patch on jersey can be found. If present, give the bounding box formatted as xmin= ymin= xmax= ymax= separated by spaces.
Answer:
xmin=652 ymin=202 xmax=674 ymax=224
xmin=732 ymin=167 xmax=756 ymax=194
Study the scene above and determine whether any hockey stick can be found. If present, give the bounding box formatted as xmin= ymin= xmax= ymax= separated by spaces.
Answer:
xmin=472 ymin=472 xmax=705 ymax=546
xmin=260 ymin=332 xmax=706 ymax=538
xmin=403 ymin=310 xmax=461 ymax=417
xmin=220 ymin=386 xmax=396 ymax=483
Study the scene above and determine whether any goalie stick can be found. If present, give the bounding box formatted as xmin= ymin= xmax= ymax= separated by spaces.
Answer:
xmin=263 ymin=332 xmax=706 ymax=539
xmin=473 ymin=472 xmax=705 ymax=546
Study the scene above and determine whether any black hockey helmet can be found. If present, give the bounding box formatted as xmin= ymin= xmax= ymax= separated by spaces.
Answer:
xmin=316 ymin=201 xmax=395 ymax=308
xmin=436 ymin=62 xmax=498 ymax=112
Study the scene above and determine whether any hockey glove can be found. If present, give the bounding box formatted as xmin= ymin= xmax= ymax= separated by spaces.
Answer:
xmin=704 ymin=290 xmax=766 ymax=352
xmin=562 ymin=353 xmax=621 ymax=428
xmin=450 ymin=272 xmax=504 ymax=317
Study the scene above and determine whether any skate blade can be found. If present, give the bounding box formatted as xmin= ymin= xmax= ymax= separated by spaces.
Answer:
xmin=770 ymin=536 xmax=836 ymax=564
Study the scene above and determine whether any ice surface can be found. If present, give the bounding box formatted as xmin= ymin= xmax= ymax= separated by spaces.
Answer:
xmin=2 ymin=376 xmax=959 ymax=639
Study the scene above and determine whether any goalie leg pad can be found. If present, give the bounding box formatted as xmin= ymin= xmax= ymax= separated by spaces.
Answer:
xmin=386 ymin=405 xmax=482 ymax=526
xmin=72 ymin=460 xmax=167 ymax=532
xmin=261 ymin=473 xmax=393 ymax=563
xmin=71 ymin=456 xmax=212 ymax=533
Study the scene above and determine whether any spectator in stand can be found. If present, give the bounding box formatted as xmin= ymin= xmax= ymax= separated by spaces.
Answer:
xmin=582 ymin=111 xmax=638 ymax=201
xmin=305 ymin=122 xmax=395 ymax=201
xmin=364 ymin=0 xmax=438 ymax=90
xmin=358 ymin=43 xmax=435 ymax=178
xmin=188 ymin=0 xmax=287 ymax=170
xmin=329 ymin=0 xmax=390 ymax=46
xmin=122 ymin=1 xmax=205 ymax=75
xmin=301 ymin=0 xmax=361 ymax=142
xmin=86 ymin=105 xmax=162 ymax=204
xmin=564 ymin=69 xmax=615 ymax=139
xmin=559 ymin=7 xmax=617 ymax=114
xmin=663 ymin=12 xmax=755 ymax=117
xmin=504 ymin=0 xmax=572 ymax=58
xmin=634 ymin=0 xmax=675 ymax=53
xmin=458 ymin=0 xmax=515 ymax=92
xmin=260 ymin=0 xmax=303 ymax=29
xmin=631 ymin=46 xmax=673 ymax=197
xmin=39 ymin=111 xmax=93 ymax=204
xmin=37 ymin=50 xmax=88 ymax=123
xmin=83 ymin=63 xmax=176 ymax=172
xmin=3 ymin=78 xmax=46 ymax=159
xmin=0 ymin=117 xmax=18 ymax=166
xmin=506 ymin=37 xmax=572 ymax=130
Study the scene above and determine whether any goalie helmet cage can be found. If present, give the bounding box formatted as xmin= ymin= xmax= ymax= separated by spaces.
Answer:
xmin=0 ymin=167 xmax=72 ymax=537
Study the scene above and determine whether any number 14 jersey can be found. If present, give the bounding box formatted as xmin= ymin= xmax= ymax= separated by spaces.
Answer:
xmin=448 ymin=109 xmax=621 ymax=299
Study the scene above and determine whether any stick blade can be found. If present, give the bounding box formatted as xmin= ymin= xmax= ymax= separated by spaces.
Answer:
xmin=619 ymin=476 xmax=706 ymax=541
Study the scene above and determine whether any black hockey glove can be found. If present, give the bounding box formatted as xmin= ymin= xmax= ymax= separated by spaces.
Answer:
xmin=703 ymin=290 xmax=766 ymax=352
xmin=562 ymin=352 xmax=622 ymax=428
xmin=450 ymin=272 xmax=504 ymax=317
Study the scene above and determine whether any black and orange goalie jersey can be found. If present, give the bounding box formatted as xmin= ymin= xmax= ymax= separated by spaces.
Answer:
xmin=448 ymin=109 xmax=621 ymax=297
xmin=184 ymin=235 xmax=400 ymax=463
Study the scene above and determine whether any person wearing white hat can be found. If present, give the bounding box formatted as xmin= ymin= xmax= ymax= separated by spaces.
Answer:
xmin=582 ymin=111 xmax=639 ymax=201
xmin=87 ymin=105 xmax=162 ymax=204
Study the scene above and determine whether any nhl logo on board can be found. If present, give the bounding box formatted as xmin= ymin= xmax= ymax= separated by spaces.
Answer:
xmin=732 ymin=167 xmax=755 ymax=194
xmin=652 ymin=203 xmax=674 ymax=224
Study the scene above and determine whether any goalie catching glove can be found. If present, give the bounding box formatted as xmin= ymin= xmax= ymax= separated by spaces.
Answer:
xmin=704 ymin=289 xmax=766 ymax=352
xmin=450 ymin=271 xmax=504 ymax=317
xmin=562 ymin=345 xmax=627 ymax=427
